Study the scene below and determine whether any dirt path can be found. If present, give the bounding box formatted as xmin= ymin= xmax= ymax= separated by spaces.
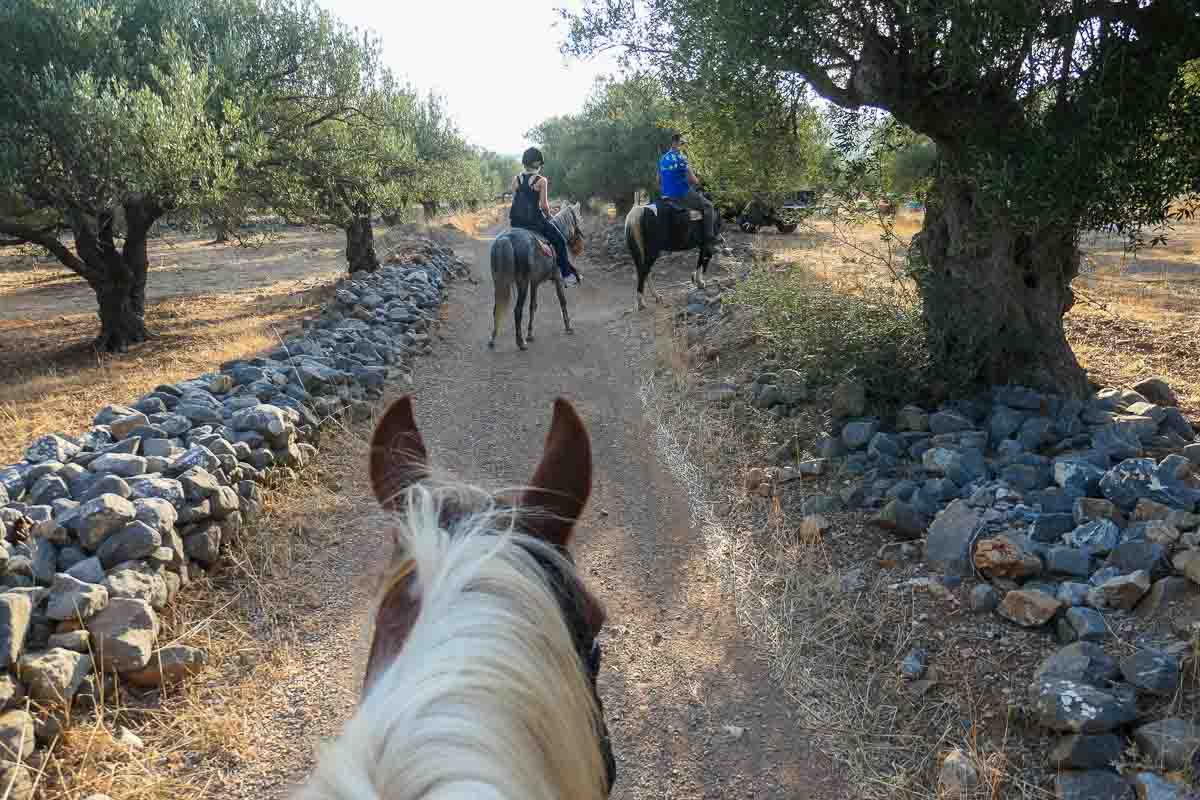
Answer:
xmin=225 ymin=229 xmax=843 ymax=799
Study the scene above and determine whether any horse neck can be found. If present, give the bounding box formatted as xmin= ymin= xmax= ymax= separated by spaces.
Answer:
xmin=295 ymin=508 xmax=606 ymax=800
xmin=550 ymin=208 xmax=573 ymax=238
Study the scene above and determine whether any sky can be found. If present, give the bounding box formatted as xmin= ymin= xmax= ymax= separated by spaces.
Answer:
xmin=316 ymin=0 xmax=622 ymax=156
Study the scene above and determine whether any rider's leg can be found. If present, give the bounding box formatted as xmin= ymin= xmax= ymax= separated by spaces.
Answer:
xmin=682 ymin=190 xmax=714 ymax=254
xmin=540 ymin=219 xmax=578 ymax=284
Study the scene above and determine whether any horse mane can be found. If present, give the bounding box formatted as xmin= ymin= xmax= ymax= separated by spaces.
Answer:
xmin=293 ymin=480 xmax=608 ymax=800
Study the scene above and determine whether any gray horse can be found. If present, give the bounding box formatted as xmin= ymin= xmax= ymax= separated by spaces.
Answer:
xmin=489 ymin=203 xmax=584 ymax=351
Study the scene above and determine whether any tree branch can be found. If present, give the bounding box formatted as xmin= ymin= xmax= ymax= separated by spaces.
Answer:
xmin=0 ymin=220 xmax=93 ymax=279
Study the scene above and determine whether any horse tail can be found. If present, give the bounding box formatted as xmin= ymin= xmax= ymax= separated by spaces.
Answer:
xmin=491 ymin=235 xmax=515 ymax=343
xmin=624 ymin=205 xmax=646 ymax=272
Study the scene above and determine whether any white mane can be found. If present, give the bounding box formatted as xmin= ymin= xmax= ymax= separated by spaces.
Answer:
xmin=293 ymin=483 xmax=607 ymax=800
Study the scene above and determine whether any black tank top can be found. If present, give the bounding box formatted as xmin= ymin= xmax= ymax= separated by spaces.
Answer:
xmin=510 ymin=173 xmax=544 ymax=229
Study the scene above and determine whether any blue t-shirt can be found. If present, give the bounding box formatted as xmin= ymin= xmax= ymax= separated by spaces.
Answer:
xmin=659 ymin=149 xmax=690 ymax=198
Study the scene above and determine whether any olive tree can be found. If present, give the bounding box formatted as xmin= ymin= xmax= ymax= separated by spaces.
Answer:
xmin=566 ymin=0 xmax=1200 ymax=394
xmin=0 ymin=0 xmax=383 ymax=347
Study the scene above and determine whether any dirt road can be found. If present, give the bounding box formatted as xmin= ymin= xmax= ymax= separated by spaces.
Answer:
xmin=226 ymin=228 xmax=842 ymax=799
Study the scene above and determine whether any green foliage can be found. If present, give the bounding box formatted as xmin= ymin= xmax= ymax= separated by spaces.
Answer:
xmin=564 ymin=0 xmax=1200 ymax=246
xmin=529 ymin=74 xmax=672 ymax=209
xmin=731 ymin=262 xmax=936 ymax=406
xmin=667 ymin=71 xmax=828 ymax=210
xmin=478 ymin=150 xmax=522 ymax=196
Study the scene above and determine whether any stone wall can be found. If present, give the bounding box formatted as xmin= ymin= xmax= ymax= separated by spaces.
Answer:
xmin=0 ymin=241 xmax=470 ymax=794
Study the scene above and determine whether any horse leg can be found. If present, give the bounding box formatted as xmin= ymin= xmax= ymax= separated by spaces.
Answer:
xmin=554 ymin=276 xmax=573 ymax=333
xmin=692 ymin=250 xmax=706 ymax=289
xmin=514 ymin=282 xmax=529 ymax=351
xmin=635 ymin=264 xmax=648 ymax=312
xmin=527 ymin=281 xmax=539 ymax=342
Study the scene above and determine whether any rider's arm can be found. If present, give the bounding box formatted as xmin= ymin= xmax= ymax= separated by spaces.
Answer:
xmin=537 ymin=177 xmax=552 ymax=216
xmin=686 ymin=167 xmax=699 ymax=187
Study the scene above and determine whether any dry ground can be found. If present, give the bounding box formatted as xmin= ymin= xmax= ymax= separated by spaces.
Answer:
xmin=0 ymin=212 xmax=494 ymax=466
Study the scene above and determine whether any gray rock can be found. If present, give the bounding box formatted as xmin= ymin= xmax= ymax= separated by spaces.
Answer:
xmin=1032 ymin=513 xmax=1078 ymax=543
xmin=995 ymin=386 xmax=1044 ymax=411
xmin=970 ymin=584 xmax=1000 ymax=613
xmin=178 ymin=467 xmax=221 ymax=501
xmin=1018 ymin=416 xmax=1056 ymax=449
xmin=104 ymin=567 xmax=168 ymax=609
xmin=1057 ymin=606 xmax=1109 ymax=644
xmin=123 ymin=643 xmax=208 ymax=688
xmin=1054 ymin=770 xmax=1132 ymax=800
xmin=1183 ymin=443 xmax=1200 ymax=466
xmin=871 ymin=500 xmax=927 ymax=539
xmin=0 ymin=593 xmax=32 ymax=668
xmin=65 ymin=556 xmax=105 ymax=585
xmin=133 ymin=497 xmax=178 ymax=535
xmin=128 ymin=476 xmax=186 ymax=509
xmin=1036 ymin=642 xmax=1120 ymax=685
xmin=924 ymin=500 xmax=984 ymax=576
xmin=95 ymin=404 xmax=140 ymax=426
xmin=1088 ymin=570 xmax=1152 ymax=610
xmin=75 ymin=494 xmax=137 ymax=550
xmin=88 ymin=452 xmax=148 ymax=478
xmin=1133 ymin=377 xmax=1179 ymax=408
xmin=1101 ymin=458 xmax=1198 ymax=512
xmin=25 ymin=434 xmax=80 ymax=464
xmin=45 ymin=573 xmax=108 ymax=620
xmin=1047 ymin=547 xmax=1093 ymax=578
xmin=1130 ymin=772 xmax=1187 ymax=800
xmin=1057 ymin=582 xmax=1092 ymax=608
xmin=1028 ymin=678 xmax=1138 ymax=732
xmin=1054 ymin=459 xmax=1106 ymax=496
xmin=30 ymin=474 xmax=71 ymax=505
xmin=96 ymin=521 xmax=161 ymax=568
xmin=841 ymin=420 xmax=878 ymax=450
xmin=1132 ymin=718 xmax=1200 ymax=771
xmin=988 ymin=405 xmax=1027 ymax=445
xmin=167 ymin=444 xmax=221 ymax=476
xmin=17 ymin=648 xmax=92 ymax=706
xmin=80 ymin=474 xmax=131 ymax=503
xmin=1119 ymin=649 xmax=1180 ymax=696
xmin=1106 ymin=541 xmax=1168 ymax=577
xmin=1048 ymin=733 xmax=1124 ymax=770
xmin=85 ymin=597 xmax=159 ymax=673
xmin=1065 ymin=519 xmax=1121 ymax=555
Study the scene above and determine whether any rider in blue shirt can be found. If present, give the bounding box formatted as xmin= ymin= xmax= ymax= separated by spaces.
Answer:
xmin=658 ymin=133 xmax=720 ymax=255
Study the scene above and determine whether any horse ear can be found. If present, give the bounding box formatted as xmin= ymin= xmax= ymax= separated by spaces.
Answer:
xmin=370 ymin=395 xmax=429 ymax=511
xmin=518 ymin=398 xmax=592 ymax=547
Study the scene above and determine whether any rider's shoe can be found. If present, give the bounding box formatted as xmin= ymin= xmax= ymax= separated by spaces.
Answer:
xmin=563 ymin=273 xmax=580 ymax=287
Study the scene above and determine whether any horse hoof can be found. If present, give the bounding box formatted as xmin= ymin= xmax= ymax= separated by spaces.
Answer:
xmin=565 ymin=327 xmax=575 ymax=335
xmin=487 ymin=340 xmax=495 ymax=350
xmin=527 ymin=334 xmax=535 ymax=342
xmin=518 ymin=343 xmax=527 ymax=351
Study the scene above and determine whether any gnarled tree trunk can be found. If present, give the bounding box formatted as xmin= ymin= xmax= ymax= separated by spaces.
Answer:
xmin=614 ymin=194 xmax=635 ymax=218
xmin=913 ymin=178 xmax=1088 ymax=397
xmin=421 ymin=200 xmax=439 ymax=220
xmin=345 ymin=208 xmax=379 ymax=273
xmin=73 ymin=199 xmax=161 ymax=352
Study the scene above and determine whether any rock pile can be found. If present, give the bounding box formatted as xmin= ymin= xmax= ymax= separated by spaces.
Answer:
xmin=757 ymin=373 xmax=1200 ymax=795
xmin=0 ymin=245 xmax=469 ymax=791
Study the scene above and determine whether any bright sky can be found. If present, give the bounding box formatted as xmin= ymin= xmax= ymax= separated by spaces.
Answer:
xmin=316 ymin=0 xmax=622 ymax=156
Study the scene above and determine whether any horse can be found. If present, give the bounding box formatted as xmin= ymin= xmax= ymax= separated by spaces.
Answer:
xmin=624 ymin=197 xmax=723 ymax=312
xmin=293 ymin=395 xmax=616 ymax=800
xmin=489 ymin=203 xmax=585 ymax=351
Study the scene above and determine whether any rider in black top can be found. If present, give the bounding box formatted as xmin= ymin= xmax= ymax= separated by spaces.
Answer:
xmin=509 ymin=147 xmax=581 ymax=286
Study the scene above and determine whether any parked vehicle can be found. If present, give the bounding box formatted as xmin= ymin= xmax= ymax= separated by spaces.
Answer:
xmin=737 ymin=189 xmax=819 ymax=234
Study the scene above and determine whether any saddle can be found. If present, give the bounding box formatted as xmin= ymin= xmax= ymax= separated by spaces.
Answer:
xmin=649 ymin=199 xmax=703 ymax=222
xmin=512 ymin=227 xmax=557 ymax=259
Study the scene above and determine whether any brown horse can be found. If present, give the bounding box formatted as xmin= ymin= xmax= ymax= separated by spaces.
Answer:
xmin=293 ymin=395 xmax=616 ymax=800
